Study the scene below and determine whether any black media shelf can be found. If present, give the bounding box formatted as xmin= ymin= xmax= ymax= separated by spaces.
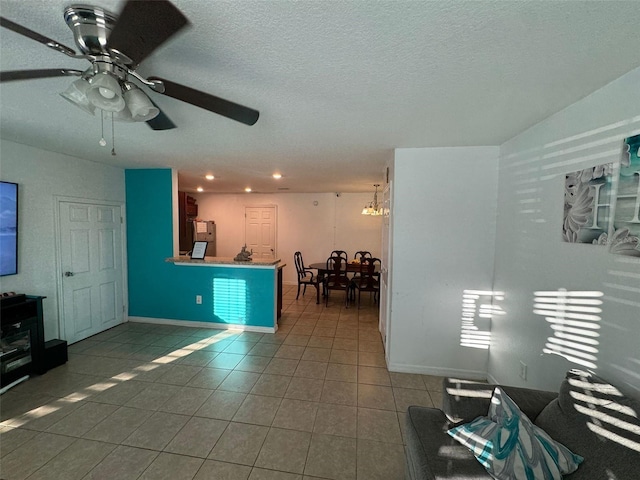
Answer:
xmin=1 ymin=295 xmax=46 ymax=387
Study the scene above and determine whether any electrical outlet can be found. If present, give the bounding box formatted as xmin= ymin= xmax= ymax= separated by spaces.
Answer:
xmin=519 ymin=361 xmax=527 ymax=381
xmin=196 ymin=295 xmax=202 ymax=305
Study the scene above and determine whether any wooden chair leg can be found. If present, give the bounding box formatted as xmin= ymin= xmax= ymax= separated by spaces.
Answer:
xmin=296 ymin=284 xmax=301 ymax=299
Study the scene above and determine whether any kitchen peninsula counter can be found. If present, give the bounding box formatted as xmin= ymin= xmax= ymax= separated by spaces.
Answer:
xmin=150 ymin=256 xmax=285 ymax=333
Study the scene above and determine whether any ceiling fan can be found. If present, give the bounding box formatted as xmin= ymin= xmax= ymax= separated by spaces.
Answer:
xmin=0 ymin=0 xmax=260 ymax=130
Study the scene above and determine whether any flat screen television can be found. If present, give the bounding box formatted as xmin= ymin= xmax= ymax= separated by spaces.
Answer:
xmin=0 ymin=181 xmax=18 ymax=276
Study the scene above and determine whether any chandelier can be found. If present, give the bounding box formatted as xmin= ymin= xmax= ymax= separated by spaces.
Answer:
xmin=361 ymin=184 xmax=383 ymax=216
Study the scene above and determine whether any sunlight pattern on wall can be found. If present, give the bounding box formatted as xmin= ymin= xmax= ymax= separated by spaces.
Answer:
xmin=459 ymin=290 xmax=505 ymax=349
xmin=213 ymin=277 xmax=248 ymax=324
xmin=534 ymin=289 xmax=602 ymax=369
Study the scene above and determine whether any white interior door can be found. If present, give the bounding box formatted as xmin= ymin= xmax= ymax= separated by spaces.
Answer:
xmin=58 ymin=200 xmax=125 ymax=344
xmin=379 ymin=182 xmax=392 ymax=355
xmin=245 ymin=206 xmax=277 ymax=259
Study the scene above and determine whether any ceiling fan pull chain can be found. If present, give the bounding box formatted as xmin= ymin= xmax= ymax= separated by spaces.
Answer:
xmin=99 ymin=110 xmax=107 ymax=146
xmin=111 ymin=112 xmax=116 ymax=156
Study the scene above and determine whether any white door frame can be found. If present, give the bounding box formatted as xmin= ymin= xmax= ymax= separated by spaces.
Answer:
xmin=380 ymin=181 xmax=393 ymax=363
xmin=53 ymin=195 xmax=128 ymax=341
xmin=244 ymin=204 xmax=278 ymax=258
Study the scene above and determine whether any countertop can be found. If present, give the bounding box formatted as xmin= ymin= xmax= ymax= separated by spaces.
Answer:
xmin=166 ymin=256 xmax=282 ymax=266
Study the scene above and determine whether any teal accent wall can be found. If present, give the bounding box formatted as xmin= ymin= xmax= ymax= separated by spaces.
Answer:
xmin=125 ymin=169 xmax=275 ymax=328
xmin=125 ymin=169 xmax=174 ymax=313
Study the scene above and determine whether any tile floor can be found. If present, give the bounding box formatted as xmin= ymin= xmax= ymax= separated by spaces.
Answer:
xmin=0 ymin=285 xmax=444 ymax=480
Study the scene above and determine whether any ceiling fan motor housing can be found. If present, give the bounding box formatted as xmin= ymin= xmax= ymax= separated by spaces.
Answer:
xmin=64 ymin=5 xmax=118 ymax=57
xmin=64 ymin=5 xmax=147 ymax=117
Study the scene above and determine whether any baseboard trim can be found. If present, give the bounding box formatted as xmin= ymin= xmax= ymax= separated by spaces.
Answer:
xmin=127 ymin=316 xmax=277 ymax=334
xmin=387 ymin=362 xmax=487 ymax=380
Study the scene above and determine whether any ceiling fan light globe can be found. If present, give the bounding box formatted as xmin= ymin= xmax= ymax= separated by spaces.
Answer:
xmin=124 ymin=88 xmax=160 ymax=121
xmin=98 ymin=87 xmax=116 ymax=99
xmin=130 ymin=105 xmax=160 ymax=121
xmin=87 ymin=73 xmax=125 ymax=112
xmin=59 ymin=78 xmax=95 ymax=116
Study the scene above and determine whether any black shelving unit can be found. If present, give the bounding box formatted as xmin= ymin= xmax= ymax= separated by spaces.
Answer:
xmin=1 ymin=295 xmax=46 ymax=387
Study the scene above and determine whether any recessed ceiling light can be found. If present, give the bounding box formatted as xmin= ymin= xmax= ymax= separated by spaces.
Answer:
xmin=272 ymin=173 xmax=282 ymax=179
xmin=245 ymin=187 xmax=252 ymax=193
xmin=205 ymin=174 xmax=214 ymax=180
xmin=196 ymin=187 xmax=203 ymax=192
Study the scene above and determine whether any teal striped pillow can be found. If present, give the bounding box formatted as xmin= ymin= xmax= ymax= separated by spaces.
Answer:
xmin=447 ymin=387 xmax=583 ymax=480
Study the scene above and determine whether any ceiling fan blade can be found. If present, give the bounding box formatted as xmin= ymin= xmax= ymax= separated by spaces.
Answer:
xmin=149 ymin=77 xmax=260 ymax=126
xmin=0 ymin=16 xmax=77 ymax=57
xmin=146 ymin=99 xmax=177 ymax=130
xmin=107 ymin=0 xmax=190 ymax=67
xmin=0 ymin=69 xmax=83 ymax=82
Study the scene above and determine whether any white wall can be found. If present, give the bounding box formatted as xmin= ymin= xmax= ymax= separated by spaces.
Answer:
xmin=388 ymin=147 xmax=499 ymax=378
xmin=0 ymin=140 xmax=125 ymax=340
xmin=193 ymin=192 xmax=383 ymax=285
xmin=491 ymin=66 xmax=640 ymax=396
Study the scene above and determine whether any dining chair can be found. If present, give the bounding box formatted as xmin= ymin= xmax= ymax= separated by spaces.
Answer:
xmin=324 ymin=255 xmax=350 ymax=307
xmin=351 ymin=257 xmax=381 ymax=307
xmin=353 ymin=251 xmax=372 ymax=262
xmin=294 ymin=251 xmax=318 ymax=300
xmin=324 ymin=250 xmax=347 ymax=296
xmin=349 ymin=251 xmax=372 ymax=300
xmin=330 ymin=250 xmax=348 ymax=261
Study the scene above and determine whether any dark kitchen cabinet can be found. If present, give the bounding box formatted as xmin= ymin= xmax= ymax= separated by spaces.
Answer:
xmin=178 ymin=192 xmax=198 ymax=252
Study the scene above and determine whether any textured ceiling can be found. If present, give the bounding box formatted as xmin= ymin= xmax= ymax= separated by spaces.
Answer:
xmin=1 ymin=0 xmax=640 ymax=193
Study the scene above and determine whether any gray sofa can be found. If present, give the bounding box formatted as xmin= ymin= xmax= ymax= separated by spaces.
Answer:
xmin=404 ymin=370 xmax=640 ymax=480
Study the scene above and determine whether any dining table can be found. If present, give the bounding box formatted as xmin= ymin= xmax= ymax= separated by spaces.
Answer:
xmin=308 ymin=261 xmax=380 ymax=304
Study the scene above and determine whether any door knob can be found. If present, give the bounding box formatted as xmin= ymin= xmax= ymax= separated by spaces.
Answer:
xmin=64 ymin=271 xmax=74 ymax=277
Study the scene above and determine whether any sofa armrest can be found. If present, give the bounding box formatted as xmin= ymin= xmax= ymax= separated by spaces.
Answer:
xmin=404 ymin=406 xmax=489 ymax=480
xmin=442 ymin=377 xmax=558 ymax=424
